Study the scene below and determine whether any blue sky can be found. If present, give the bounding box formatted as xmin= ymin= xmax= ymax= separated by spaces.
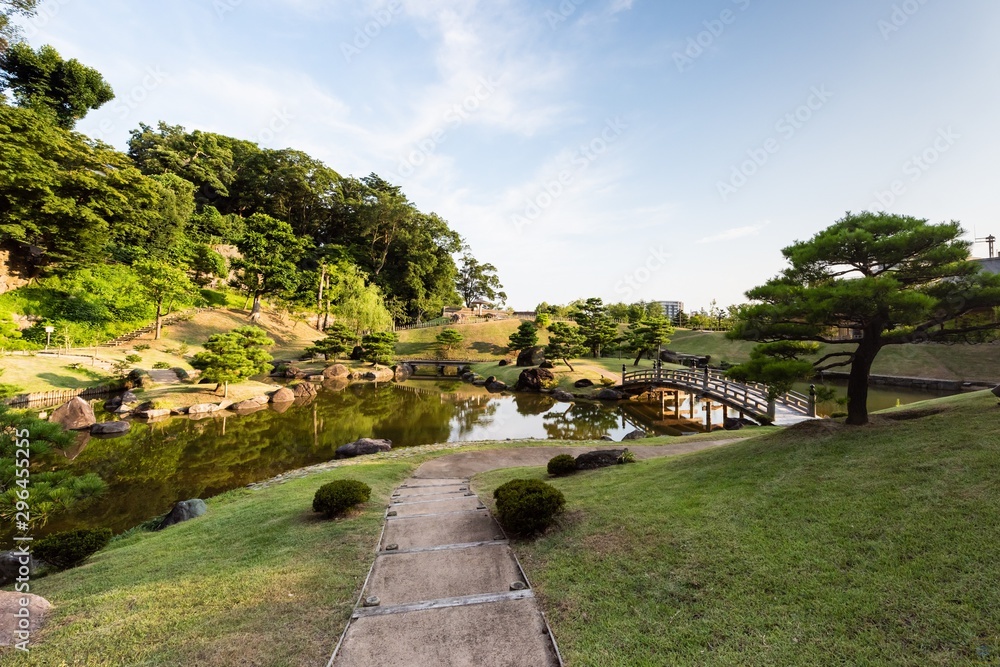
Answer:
xmin=17 ymin=0 xmax=1000 ymax=310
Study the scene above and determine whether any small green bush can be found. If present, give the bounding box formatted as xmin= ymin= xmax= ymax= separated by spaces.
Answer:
xmin=125 ymin=354 xmax=142 ymax=364
xmin=313 ymin=479 xmax=372 ymax=518
xmin=152 ymin=361 xmax=171 ymax=369
xmin=33 ymin=528 xmax=113 ymax=570
xmin=547 ymin=454 xmax=578 ymax=477
xmin=617 ymin=449 xmax=636 ymax=464
xmin=134 ymin=344 xmax=151 ymax=351
xmin=493 ymin=479 xmax=566 ymax=536
xmin=599 ymin=377 xmax=616 ymax=387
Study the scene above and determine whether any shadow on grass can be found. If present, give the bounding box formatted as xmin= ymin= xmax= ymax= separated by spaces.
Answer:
xmin=471 ymin=342 xmax=508 ymax=356
xmin=36 ymin=373 xmax=95 ymax=389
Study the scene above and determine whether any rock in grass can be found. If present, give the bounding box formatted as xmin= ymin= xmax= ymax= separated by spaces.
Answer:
xmin=157 ymin=499 xmax=208 ymax=530
xmin=90 ymin=421 xmax=131 ymax=436
xmin=574 ymin=379 xmax=594 ymax=388
xmin=575 ymin=449 xmax=628 ymax=470
xmin=336 ymin=438 xmax=393 ymax=459
xmin=621 ymin=429 xmax=647 ymax=441
xmin=992 ymin=385 xmax=1000 ymax=398
xmin=485 ymin=376 xmax=508 ymax=393
xmin=0 ymin=593 xmax=50 ymax=646
xmin=596 ymin=388 xmax=625 ymax=401
xmin=50 ymin=397 xmax=96 ymax=430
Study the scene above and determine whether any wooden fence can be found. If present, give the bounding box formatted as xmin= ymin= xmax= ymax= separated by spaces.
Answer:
xmin=4 ymin=383 xmax=125 ymax=409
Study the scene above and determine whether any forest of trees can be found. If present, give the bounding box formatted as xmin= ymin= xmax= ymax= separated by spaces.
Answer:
xmin=0 ymin=35 xmax=484 ymax=348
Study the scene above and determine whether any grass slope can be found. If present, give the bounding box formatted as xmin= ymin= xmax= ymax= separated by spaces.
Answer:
xmin=474 ymin=391 xmax=1000 ymax=666
xmin=396 ymin=319 xmax=535 ymax=360
xmin=6 ymin=462 xmax=412 ymax=666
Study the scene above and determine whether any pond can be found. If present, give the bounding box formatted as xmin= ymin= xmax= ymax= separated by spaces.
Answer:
xmin=11 ymin=378 xmax=963 ymax=544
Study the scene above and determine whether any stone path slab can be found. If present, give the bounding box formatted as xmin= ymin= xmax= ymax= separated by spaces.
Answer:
xmin=330 ymin=477 xmax=561 ymax=667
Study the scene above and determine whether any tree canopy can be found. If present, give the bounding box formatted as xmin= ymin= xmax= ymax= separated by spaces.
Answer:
xmin=625 ymin=315 xmax=674 ymax=366
xmin=190 ymin=326 xmax=274 ymax=397
xmin=508 ymin=320 xmax=539 ymax=353
xmin=545 ymin=322 xmax=586 ymax=371
xmin=729 ymin=212 xmax=1000 ymax=424
xmin=571 ymin=297 xmax=618 ymax=358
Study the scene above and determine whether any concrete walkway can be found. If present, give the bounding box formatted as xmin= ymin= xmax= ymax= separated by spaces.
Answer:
xmin=331 ymin=478 xmax=562 ymax=666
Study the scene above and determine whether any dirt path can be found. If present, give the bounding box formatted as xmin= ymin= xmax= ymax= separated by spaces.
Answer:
xmin=413 ymin=438 xmax=741 ymax=479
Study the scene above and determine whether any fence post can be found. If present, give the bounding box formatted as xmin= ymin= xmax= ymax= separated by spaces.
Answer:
xmin=808 ymin=384 xmax=817 ymax=418
xmin=621 ymin=364 xmax=626 ymax=386
xmin=703 ymin=366 xmax=709 ymax=390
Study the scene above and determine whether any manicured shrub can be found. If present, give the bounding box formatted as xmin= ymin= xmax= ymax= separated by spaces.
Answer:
xmin=313 ymin=479 xmax=372 ymax=518
xmin=599 ymin=377 xmax=616 ymax=387
xmin=124 ymin=354 xmax=142 ymax=364
xmin=547 ymin=454 xmax=578 ymax=477
xmin=134 ymin=344 xmax=151 ymax=351
xmin=493 ymin=479 xmax=566 ymax=536
xmin=617 ymin=449 xmax=636 ymax=464
xmin=152 ymin=361 xmax=171 ymax=369
xmin=33 ymin=528 xmax=113 ymax=570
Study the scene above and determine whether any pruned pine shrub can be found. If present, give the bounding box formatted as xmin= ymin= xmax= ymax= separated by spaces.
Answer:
xmin=493 ymin=479 xmax=566 ymax=536
xmin=33 ymin=528 xmax=113 ymax=570
xmin=547 ymin=454 xmax=578 ymax=477
xmin=313 ymin=479 xmax=372 ymax=518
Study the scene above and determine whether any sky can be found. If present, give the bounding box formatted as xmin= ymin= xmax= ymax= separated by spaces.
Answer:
xmin=15 ymin=0 xmax=1000 ymax=311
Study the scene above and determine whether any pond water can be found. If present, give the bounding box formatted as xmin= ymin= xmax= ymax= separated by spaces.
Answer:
xmin=14 ymin=378 xmax=962 ymax=543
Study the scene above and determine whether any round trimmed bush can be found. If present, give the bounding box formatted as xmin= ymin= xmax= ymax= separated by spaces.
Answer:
xmin=547 ymin=454 xmax=577 ymax=477
xmin=493 ymin=479 xmax=566 ymax=536
xmin=313 ymin=479 xmax=372 ymax=518
xmin=33 ymin=528 xmax=113 ymax=570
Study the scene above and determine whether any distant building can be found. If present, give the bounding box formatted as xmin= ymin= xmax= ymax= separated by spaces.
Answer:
xmin=974 ymin=257 xmax=1000 ymax=275
xmin=656 ymin=301 xmax=685 ymax=321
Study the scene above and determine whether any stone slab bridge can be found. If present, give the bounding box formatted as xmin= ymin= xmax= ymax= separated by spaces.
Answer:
xmin=620 ymin=366 xmax=818 ymax=426
xmin=398 ymin=359 xmax=479 ymax=377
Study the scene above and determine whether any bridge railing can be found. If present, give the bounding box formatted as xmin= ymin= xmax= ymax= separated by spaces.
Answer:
xmin=621 ymin=366 xmax=814 ymax=418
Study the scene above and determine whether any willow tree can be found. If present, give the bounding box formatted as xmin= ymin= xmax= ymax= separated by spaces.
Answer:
xmin=730 ymin=212 xmax=1000 ymax=425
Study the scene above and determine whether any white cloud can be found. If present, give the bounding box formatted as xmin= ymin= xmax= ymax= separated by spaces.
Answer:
xmin=609 ymin=0 xmax=635 ymax=15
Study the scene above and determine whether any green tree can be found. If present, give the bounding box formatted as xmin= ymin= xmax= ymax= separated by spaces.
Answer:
xmin=0 ymin=42 xmax=114 ymax=128
xmin=231 ymin=213 xmax=307 ymax=323
xmin=134 ymin=259 xmax=196 ymax=339
xmin=361 ymin=331 xmax=398 ymax=365
xmin=326 ymin=262 xmax=392 ymax=335
xmin=625 ymin=315 xmax=674 ymax=367
xmin=188 ymin=244 xmax=228 ymax=287
xmin=435 ymin=328 xmax=465 ymax=357
xmin=190 ymin=326 xmax=274 ymax=397
xmin=0 ymin=1 xmax=38 ymax=52
xmin=508 ymin=320 xmax=539 ymax=354
xmin=306 ymin=322 xmax=355 ymax=361
xmin=128 ymin=122 xmax=235 ymax=206
xmin=0 ymin=403 xmax=106 ymax=527
xmin=571 ymin=297 xmax=618 ymax=358
xmin=730 ymin=212 xmax=1000 ymax=425
xmin=455 ymin=253 xmax=506 ymax=308
xmin=545 ymin=322 xmax=586 ymax=371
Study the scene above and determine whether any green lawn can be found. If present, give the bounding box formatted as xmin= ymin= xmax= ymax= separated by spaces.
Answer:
xmin=7 ymin=462 xmax=413 ymax=667
xmin=396 ymin=319 xmax=537 ymax=360
xmin=474 ymin=391 xmax=1000 ymax=666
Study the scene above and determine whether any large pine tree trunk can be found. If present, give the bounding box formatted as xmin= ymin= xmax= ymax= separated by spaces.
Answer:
xmin=249 ymin=293 xmax=263 ymax=323
xmin=846 ymin=338 xmax=880 ymax=425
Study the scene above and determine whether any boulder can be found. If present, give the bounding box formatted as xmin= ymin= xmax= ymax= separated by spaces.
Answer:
xmin=574 ymin=379 xmax=595 ymax=389
xmin=127 ymin=369 xmax=154 ymax=389
xmin=498 ymin=359 xmax=509 ymax=367
xmin=0 ymin=592 xmax=50 ymax=647
xmin=50 ymin=397 xmax=96 ymax=430
xmin=460 ymin=371 xmax=477 ymax=383
xmin=0 ymin=550 xmax=33 ymax=587
xmin=350 ymin=345 xmax=365 ymax=361
xmin=992 ymin=384 xmax=1000 ymax=398
xmin=157 ymin=499 xmax=208 ymax=530
xmin=553 ymin=390 xmax=575 ymax=403
xmin=103 ymin=390 xmax=139 ymax=412
xmin=394 ymin=364 xmax=413 ymax=382
xmin=187 ymin=403 xmax=221 ymax=415
xmin=307 ymin=375 xmax=325 ymax=382
xmin=539 ymin=361 xmax=555 ymax=370
xmin=360 ymin=367 xmax=395 ymax=382
xmin=596 ymin=388 xmax=625 ymax=401
xmin=336 ymin=438 xmax=393 ymax=459
xmin=283 ymin=366 xmax=301 ymax=379
xmin=516 ymin=346 xmax=545 ymax=367
xmin=270 ymin=363 xmax=289 ymax=377
xmin=575 ymin=449 xmax=628 ymax=470
xmin=515 ymin=368 xmax=555 ymax=393
xmin=270 ymin=387 xmax=295 ymax=403
xmin=233 ymin=395 xmax=270 ymax=411
xmin=600 ymin=435 xmax=615 ymax=441
xmin=485 ymin=377 xmax=508 ymax=393
xmin=135 ymin=407 xmax=171 ymax=420
xmin=291 ymin=383 xmax=318 ymax=398
xmin=323 ymin=364 xmax=351 ymax=379
xmin=621 ymin=429 xmax=647 ymax=441
xmin=90 ymin=421 xmax=131 ymax=436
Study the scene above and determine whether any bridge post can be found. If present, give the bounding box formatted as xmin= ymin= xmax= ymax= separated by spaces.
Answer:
xmin=767 ymin=398 xmax=776 ymax=423
xmin=809 ymin=384 xmax=818 ymax=418
xmin=703 ymin=366 xmax=709 ymax=390
xmin=622 ymin=364 xmax=626 ymax=386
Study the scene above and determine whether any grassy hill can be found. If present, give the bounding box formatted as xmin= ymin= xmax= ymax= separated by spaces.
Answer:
xmin=474 ymin=391 xmax=1000 ymax=666
xmin=396 ymin=319 xmax=535 ymax=360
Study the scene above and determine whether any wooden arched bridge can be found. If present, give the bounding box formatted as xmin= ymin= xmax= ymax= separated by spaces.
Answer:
xmin=620 ymin=366 xmax=817 ymax=426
